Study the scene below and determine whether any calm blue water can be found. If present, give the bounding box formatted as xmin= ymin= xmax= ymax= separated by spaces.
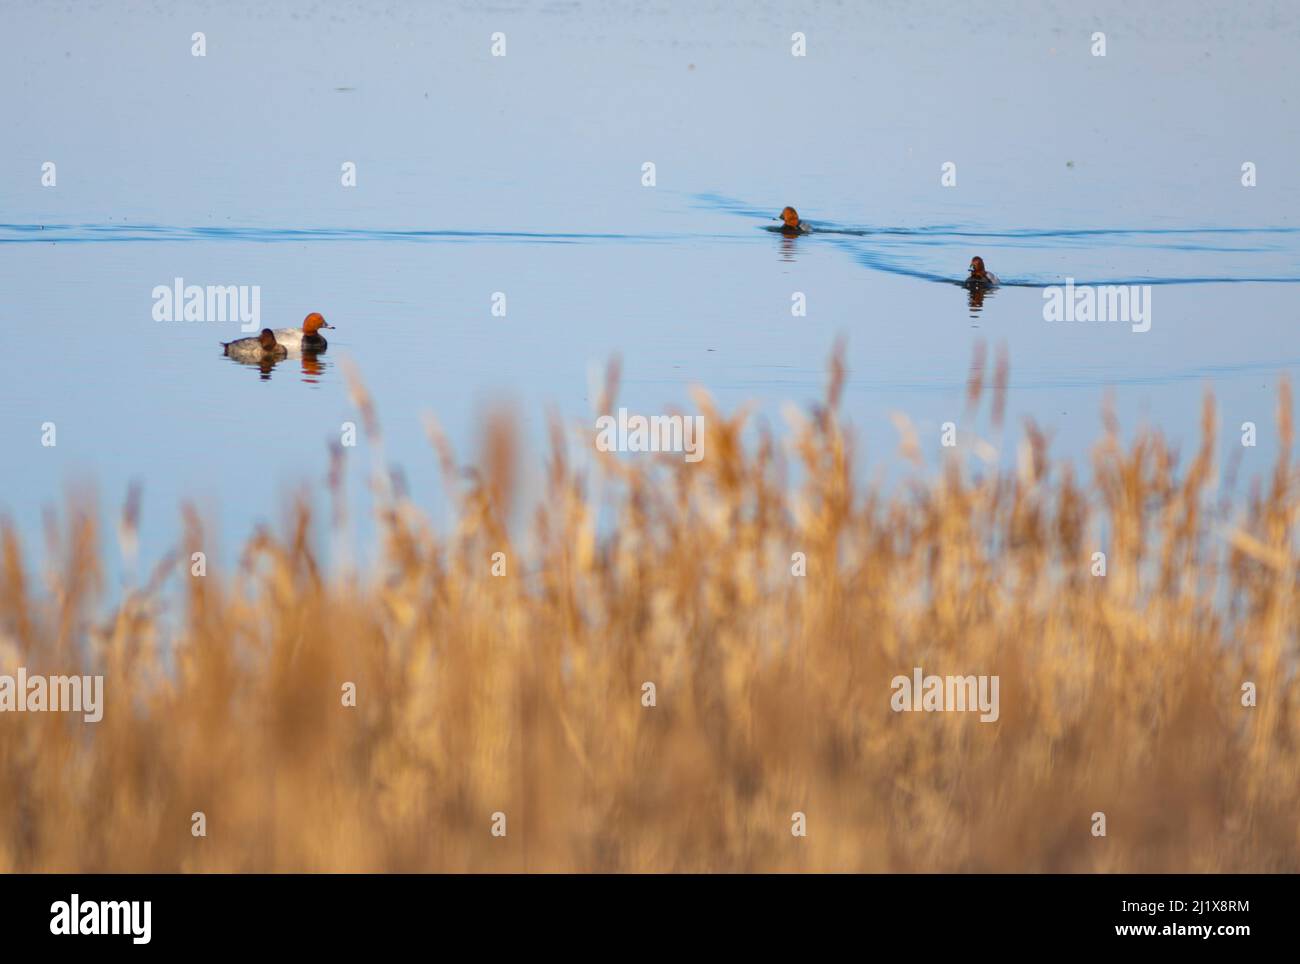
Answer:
xmin=2 ymin=0 xmax=1298 ymax=573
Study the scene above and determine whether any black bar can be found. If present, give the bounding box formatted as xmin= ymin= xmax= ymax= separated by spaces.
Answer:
xmin=0 ymin=873 xmax=1279 ymax=950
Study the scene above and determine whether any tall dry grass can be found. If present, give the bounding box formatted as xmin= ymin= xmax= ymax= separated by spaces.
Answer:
xmin=1 ymin=348 xmax=1296 ymax=872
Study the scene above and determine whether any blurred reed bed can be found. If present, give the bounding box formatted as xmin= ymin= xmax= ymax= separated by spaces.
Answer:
xmin=0 ymin=346 xmax=1296 ymax=872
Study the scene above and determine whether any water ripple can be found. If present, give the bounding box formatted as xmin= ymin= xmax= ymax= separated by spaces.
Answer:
xmin=0 ymin=222 xmax=673 ymax=245
xmin=695 ymin=192 xmax=1300 ymax=286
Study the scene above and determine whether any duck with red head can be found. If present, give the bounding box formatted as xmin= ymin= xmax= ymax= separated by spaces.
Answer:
xmin=774 ymin=206 xmax=811 ymax=235
xmin=222 ymin=328 xmax=289 ymax=362
xmin=272 ymin=312 xmax=335 ymax=352
xmin=966 ymin=256 xmax=999 ymax=289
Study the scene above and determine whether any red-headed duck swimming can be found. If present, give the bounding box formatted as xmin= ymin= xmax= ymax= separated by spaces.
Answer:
xmin=966 ymin=256 xmax=999 ymax=288
xmin=223 ymin=328 xmax=288 ymax=362
xmin=272 ymin=312 xmax=334 ymax=352
xmin=775 ymin=206 xmax=811 ymax=235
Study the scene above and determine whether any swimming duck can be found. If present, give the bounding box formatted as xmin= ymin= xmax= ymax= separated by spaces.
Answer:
xmin=775 ymin=206 xmax=811 ymax=235
xmin=966 ymin=256 xmax=999 ymax=288
xmin=222 ymin=328 xmax=289 ymax=362
xmin=272 ymin=312 xmax=334 ymax=352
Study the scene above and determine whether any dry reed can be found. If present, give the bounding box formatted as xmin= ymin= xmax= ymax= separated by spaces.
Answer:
xmin=1 ymin=347 xmax=1296 ymax=872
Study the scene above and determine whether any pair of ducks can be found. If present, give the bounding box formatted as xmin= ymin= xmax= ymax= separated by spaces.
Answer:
xmin=222 ymin=312 xmax=333 ymax=362
xmin=776 ymin=206 xmax=999 ymax=287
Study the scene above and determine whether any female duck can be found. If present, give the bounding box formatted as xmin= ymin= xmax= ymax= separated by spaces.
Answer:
xmin=966 ymin=256 xmax=999 ymax=288
xmin=775 ymin=206 xmax=811 ymax=235
xmin=223 ymin=328 xmax=288 ymax=362
xmin=273 ymin=312 xmax=334 ymax=352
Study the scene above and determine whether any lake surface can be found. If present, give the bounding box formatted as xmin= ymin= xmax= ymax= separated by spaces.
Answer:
xmin=2 ymin=0 xmax=1298 ymax=571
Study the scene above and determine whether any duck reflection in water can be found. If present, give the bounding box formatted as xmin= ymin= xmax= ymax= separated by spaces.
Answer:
xmin=220 ymin=340 xmax=329 ymax=384
xmin=966 ymin=282 xmax=997 ymax=317
xmin=247 ymin=351 xmax=328 ymax=383
xmin=300 ymin=350 xmax=327 ymax=384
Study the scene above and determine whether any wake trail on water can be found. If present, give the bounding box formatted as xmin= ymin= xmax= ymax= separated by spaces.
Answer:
xmin=6 ymin=202 xmax=1300 ymax=287
xmin=0 ymin=223 xmax=672 ymax=245
xmin=694 ymin=192 xmax=1300 ymax=287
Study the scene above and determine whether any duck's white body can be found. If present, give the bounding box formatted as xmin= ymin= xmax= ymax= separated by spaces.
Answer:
xmin=271 ymin=327 xmax=328 ymax=352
